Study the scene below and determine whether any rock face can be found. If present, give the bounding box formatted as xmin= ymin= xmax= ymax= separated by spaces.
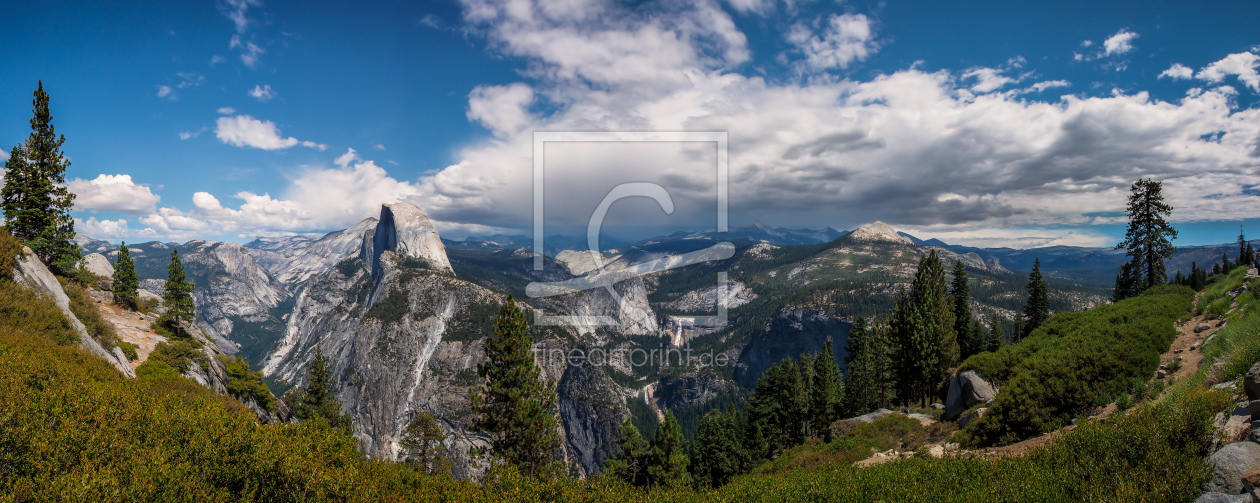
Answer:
xmin=179 ymin=241 xmax=288 ymax=357
xmin=14 ymin=246 xmax=134 ymax=378
xmin=944 ymin=370 xmax=998 ymax=421
xmin=1244 ymin=363 xmax=1260 ymax=400
xmin=735 ymin=307 xmax=851 ymax=387
xmin=366 ymin=203 xmax=452 ymax=277
xmin=845 ymin=221 xmax=913 ymax=245
xmin=1204 ymin=441 xmax=1260 ymax=494
xmin=80 ymin=252 xmax=115 ymax=278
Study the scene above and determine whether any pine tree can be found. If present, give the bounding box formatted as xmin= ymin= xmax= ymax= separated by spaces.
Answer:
xmin=1 ymin=82 xmax=78 ymax=274
xmin=647 ymin=411 xmax=690 ymax=488
xmin=746 ymin=357 xmax=807 ymax=453
xmin=282 ymin=346 xmax=353 ymax=433
xmin=1223 ymin=253 xmax=1234 ymax=274
xmin=844 ymin=316 xmax=867 ymax=367
xmin=400 ymin=411 xmax=452 ymax=475
xmin=469 ymin=296 xmax=561 ymax=477
xmin=987 ymin=312 xmax=1005 ymax=352
xmin=690 ymin=409 xmax=748 ymax=488
xmin=1113 ymin=259 xmax=1142 ymax=302
xmin=891 ymin=250 xmax=956 ymax=407
xmin=162 ymin=248 xmax=196 ymax=337
xmin=606 ymin=418 xmax=652 ymax=486
xmin=1213 ymin=262 xmax=1221 ymax=276
xmin=1023 ymin=258 xmax=1050 ymax=337
xmin=950 ymin=260 xmax=979 ymax=360
xmin=809 ymin=340 xmax=842 ymax=434
xmin=1117 ymin=178 xmax=1177 ymax=289
xmin=1239 ymin=226 xmax=1248 ymax=266
xmin=112 ymin=242 xmax=139 ymax=310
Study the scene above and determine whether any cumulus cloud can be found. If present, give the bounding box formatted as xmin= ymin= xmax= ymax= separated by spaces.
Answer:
xmin=0 ymin=150 xmax=9 ymax=162
xmin=157 ymin=85 xmax=175 ymax=99
xmin=179 ymin=127 xmax=207 ymax=140
xmin=231 ymin=35 xmax=265 ymax=68
xmin=219 ymin=0 xmax=259 ymax=33
xmin=215 ymin=115 xmax=323 ymax=151
xmin=68 ymin=174 xmax=162 ymax=216
xmin=467 ymin=83 xmax=535 ymax=138
xmin=962 ymin=67 xmax=1016 ymax=93
xmin=388 ymin=0 xmax=1260 ymax=248
xmin=217 ymin=107 xmax=236 ymax=114
xmin=1196 ymin=51 xmax=1260 ymax=91
xmin=374 ymin=143 xmax=386 ymax=151
xmin=210 ymin=55 xmax=226 ymax=66
xmin=248 ymin=84 xmax=275 ymax=101
xmin=1160 ymin=63 xmax=1194 ymax=80
xmin=1103 ymin=29 xmax=1138 ymax=55
xmin=786 ymin=13 xmax=877 ymax=72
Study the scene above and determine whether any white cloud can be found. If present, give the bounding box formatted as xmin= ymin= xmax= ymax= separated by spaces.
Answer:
xmin=210 ymin=55 xmax=226 ymax=66
xmin=76 ymin=217 xmax=159 ymax=242
xmin=724 ymin=0 xmax=775 ymax=14
xmin=0 ymin=150 xmax=9 ymax=162
xmin=68 ymin=174 xmax=162 ymax=216
xmin=219 ymin=0 xmax=259 ymax=33
xmin=248 ymin=84 xmax=275 ymax=101
xmin=373 ymin=144 xmax=386 ymax=151
xmin=157 ymin=85 xmax=175 ymax=99
xmin=1024 ymin=80 xmax=1071 ymax=93
xmin=467 ymin=83 xmax=535 ymax=138
xmin=179 ymin=126 xmax=207 ymax=140
xmin=418 ymin=14 xmax=442 ymax=28
xmin=334 ymin=148 xmax=360 ymax=168
xmin=786 ymin=13 xmax=876 ymax=72
xmin=1196 ymin=51 xmax=1260 ymax=91
xmin=176 ymin=72 xmax=205 ymax=89
xmin=1103 ymin=29 xmax=1138 ymax=56
xmin=962 ymin=67 xmax=1015 ymax=93
xmin=231 ymin=35 xmax=265 ymax=69
xmin=215 ymin=114 xmax=323 ymax=151
xmin=217 ymin=107 xmax=236 ymax=114
xmin=1160 ymin=63 xmax=1194 ymax=80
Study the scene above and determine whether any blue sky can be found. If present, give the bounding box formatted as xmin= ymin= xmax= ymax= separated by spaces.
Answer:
xmin=1 ymin=0 xmax=1258 ymax=248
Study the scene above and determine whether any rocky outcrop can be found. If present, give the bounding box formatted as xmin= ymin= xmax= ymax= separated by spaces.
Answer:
xmin=558 ymin=361 xmax=630 ymax=477
xmin=180 ymin=241 xmax=288 ymax=356
xmin=735 ymin=307 xmax=850 ymax=387
xmin=944 ymin=370 xmax=998 ymax=421
xmin=1204 ymin=441 xmax=1260 ymax=494
xmin=365 ymin=203 xmax=452 ymax=277
xmin=1244 ymin=363 xmax=1260 ymax=400
xmin=663 ymin=280 xmax=756 ymax=312
xmin=80 ymin=252 xmax=114 ymax=278
xmin=14 ymin=246 xmax=134 ymax=378
xmin=845 ymin=221 xmax=913 ymax=245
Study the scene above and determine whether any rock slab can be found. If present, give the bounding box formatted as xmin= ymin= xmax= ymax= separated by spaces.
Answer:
xmin=1204 ymin=441 xmax=1260 ymax=494
xmin=944 ymin=370 xmax=998 ymax=421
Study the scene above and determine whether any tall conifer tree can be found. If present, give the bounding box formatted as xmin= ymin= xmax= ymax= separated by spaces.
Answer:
xmin=605 ymin=419 xmax=651 ymax=486
xmin=891 ymin=250 xmax=955 ymax=406
xmin=648 ymin=412 xmax=690 ymax=488
xmin=1117 ymin=178 xmax=1177 ymax=289
xmin=950 ymin=260 xmax=979 ymax=360
xmin=809 ymin=340 xmax=842 ymax=433
xmin=1023 ymin=258 xmax=1050 ymax=336
xmin=469 ymin=296 xmax=561 ymax=477
xmin=112 ymin=242 xmax=139 ymax=310
xmin=282 ymin=347 xmax=353 ymax=433
xmin=162 ymin=248 xmax=196 ymax=336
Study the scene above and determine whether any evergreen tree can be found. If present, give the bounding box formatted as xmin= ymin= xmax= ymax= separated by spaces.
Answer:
xmin=970 ymin=321 xmax=986 ymax=357
xmin=1213 ymin=262 xmax=1221 ymax=276
xmin=844 ymin=316 xmax=867 ymax=367
xmin=950 ymin=260 xmax=979 ymax=360
xmin=987 ymin=312 xmax=1005 ymax=353
xmin=112 ymin=242 xmax=139 ymax=311
xmin=400 ymin=411 xmax=452 ymax=476
xmin=1249 ymin=243 xmax=1256 ymax=268
xmin=797 ymin=352 xmax=814 ymax=436
xmin=1239 ymin=226 xmax=1248 ymax=266
xmin=162 ymin=248 xmax=196 ymax=337
xmin=1113 ymin=258 xmax=1143 ymax=302
xmin=891 ymin=250 xmax=955 ymax=407
xmin=689 ymin=409 xmax=748 ymax=488
xmin=647 ymin=412 xmax=690 ymax=488
xmin=282 ymin=347 xmax=353 ymax=433
xmin=1023 ymin=258 xmax=1050 ymax=337
xmin=469 ymin=296 xmax=561 ymax=477
xmin=746 ymin=357 xmax=807 ymax=453
xmin=1117 ymin=178 xmax=1177 ymax=289
xmin=1223 ymin=253 xmax=1234 ymax=274
xmin=1 ymin=82 xmax=78 ymax=274
xmin=605 ymin=419 xmax=652 ymax=486
xmin=809 ymin=340 xmax=842 ymax=434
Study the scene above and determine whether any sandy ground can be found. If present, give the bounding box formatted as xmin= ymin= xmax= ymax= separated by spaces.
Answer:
xmin=94 ymin=300 xmax=167 ymax=371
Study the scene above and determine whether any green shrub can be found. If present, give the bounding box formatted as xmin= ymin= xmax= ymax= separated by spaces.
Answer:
xmin=1115 ymin=393 xmax=1133 ymax=411
xmin=842 ymin=414 xmax=926 ymax=451
xmin=60 ymin=278 xmax=119 ymax=349
xmin=219 ymin=354 xmax=276 ymax=412
xmin=957 ymin=286 xmax=1193 ymax=447
xmin=150 ymin=339 xmax=209 ymax=374
xmin=117 ymin=341 xmax=138 ymax=361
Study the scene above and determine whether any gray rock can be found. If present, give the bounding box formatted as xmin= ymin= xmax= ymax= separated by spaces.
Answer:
xmin=944 ymin=370 xmax=998 ymax=421
xmin=98 ymin=279 xmax=113 ymax=291
xmin=929 ymin=402 xmax=945 ymax=410
xmin=1204 ymin=441 xmax=1260 ymax=494
xmin=1240 ymin=401 xmax=1260 ymax=419
xmin=13 ymin=246 xmax=134 ymax=378
xmin=1197 ymin=323 xmax=1213 ymax=333
xmin=959 ymin=408 xmax=987 ymax=429
xmin=1245 ymin=363 xmax=1260 ymax=400
xmin=1214 ymin=380 xmax=1238 ymax=391
xmin=79 ymin=252 xmax=115 ymax=279
xmin=1194 ymin=492 xmax=1251 ymax=503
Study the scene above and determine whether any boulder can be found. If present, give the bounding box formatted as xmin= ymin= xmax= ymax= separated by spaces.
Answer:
xmin=1204 ymin=441 xmax=1260 ymax=494
xmin=944 ymin=371 xmax=998 ymax=421
xmin=1245 ymin=464 xmax=1260 ymax=492
xmin=959 ymin=408 xmax=987 ymax=429
xmin=79 ymin=252 xmax=114 ymax=279
xmin=1240 ymin=401 xmax=1260 ymax=419
xmin=1194 ymin=493 xmax=1251 ymax=503
xmin=1197 ymin=323 xmax=1213 ymax=333
xmin=1214 ymin=381 xmax=1239 ymax=391
xmin=1245 ymin=363 xmax=1260 ymax=400
xmin=1220 ymin=409 xmax=1253 ymax=443
xmin=929 ymin=403 xmax=944 ymax=410
xmin=98 ymin=279 xmax=113 ymax=291
xmin=829 ymin=408 xmax=896 ymax=438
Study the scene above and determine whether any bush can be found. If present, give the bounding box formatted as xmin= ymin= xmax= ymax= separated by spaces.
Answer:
xmin=150 ymin=339 xmax=209 ymax=374
xmin=957 ymin=286 xmax=1193 ymax=446
xmin=219 ymin=354 xmax=276 ymax=412
xmin=841 ymin=414 xmax=926 ymax=451
xmin=60 ymin=278 xmax=118 ymax=349
xmin=117 ymin=341 xmax=138 ymax=361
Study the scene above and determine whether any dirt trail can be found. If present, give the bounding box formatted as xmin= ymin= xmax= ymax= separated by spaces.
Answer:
xmin=976 ymin=286 xmax=1232 ymax=459
xmin=95 ymin=300 xmax=166 ymax=371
